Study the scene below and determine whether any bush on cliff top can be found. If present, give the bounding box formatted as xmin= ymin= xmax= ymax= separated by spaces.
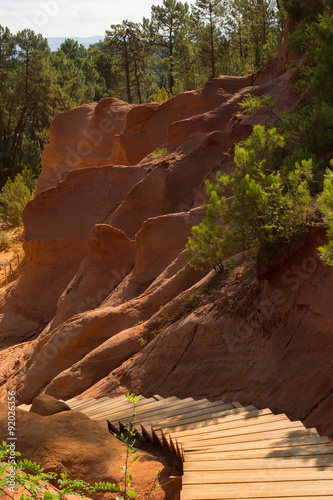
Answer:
xmin=186 ymin=125 xmax=314 ymax=272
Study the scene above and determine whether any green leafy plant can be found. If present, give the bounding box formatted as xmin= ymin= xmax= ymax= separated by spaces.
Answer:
xmin=186 ymin=125 xmax=313 ymax=272
xmin=152 ymin=148 xmax=171 ymax=160
xmin=115 ymin=393 xmax=142 ymax=500
xmin=0 ymin=441 xmax=122 ymax=499
xmin=239 ymin=93 xmax=278 ymax=118
xmin=318 ymin=162 xmax=333 ymax=265
xmin=153 ymin=86 xmax=169 ymax=102
xmin=0 ymin=174 xmax=33 ymax=228
xmin=1 ymin=393 xmax=162 ymax=499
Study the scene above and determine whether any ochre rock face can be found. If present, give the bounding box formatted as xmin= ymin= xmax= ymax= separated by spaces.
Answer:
xmin=82 ymin=229 xmax=333 ymax=437
xmin=30 ymin=394 xmax=71 ymax=415
xmin=1 ymin=35 xmax=332 ymax=444
xmin=37 ymin=98 xmax=136 ymax=193
xmin=0 ymin=404 xmax=123 ymax=487
xmin=0 ymin=405 xmax=174 ymax=499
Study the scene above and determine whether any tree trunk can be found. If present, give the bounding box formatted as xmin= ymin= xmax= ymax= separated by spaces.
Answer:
xmin=123 ymin=39 xmax=132 ymax=104
xmin=132 ymin=48 xmax=142 ymax=104
xmin=169 ymin=26 xmax=174 ymax=94
xmin=9 ymin=103 xmax=28 ymax=169
xmin=209 ymin=6 xmax=216 ymax=79
xmin=0 ymin=103 xmax=4 ymax=184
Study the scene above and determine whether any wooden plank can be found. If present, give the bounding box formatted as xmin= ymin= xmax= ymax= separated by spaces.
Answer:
xmin=173 ymin=427 xmax=319 ymax=446
xmin=179 ymin=435 xmax=330 ymax=452
xmin=139 ymin=402 xmax=235 ymax=428
xmin=166 ymin=408 xmax=274 ymax=437
xmin=162 ymin=418 xmax=304 ymax=437
xmin=184 ymin=445 xmax=333 ymax=461
xmin=183 ymin=469 xmax=333 ymax=484
xmin=183 ymin=456 xmax=333 ymax=471
xmin=180 ymin=480 xmax=333 ymax=499
xmin=85 ymin=395 xmax=173 ymax=417
xmin=138 ymin=404 xmax=235 ymax=431
xmin=152 ymin=394 xmax=165 ymax=401
xmin=67 ymin=397 xmax=97 ymax=408
xmin=83 ymin=395 xmax=159 ymax=416
xmin=168 ymin=413 xmax=292 ymax=441
xmin=94 ymin=396 xmax=184 ymax=421
xmin=111 ymin=397 xmax=213 ymax=423
xmin=181 ymin=496 xmax=333 ymax=500
xmin=152 ymin=428 xmax=164 ymax=446
xmin=64 ymin=397 xmax=78 ymax=404
xmin=75 ymin=398 xmax=129 ymax=415
xmin=18 ymin=404 xmax=31 ymax=411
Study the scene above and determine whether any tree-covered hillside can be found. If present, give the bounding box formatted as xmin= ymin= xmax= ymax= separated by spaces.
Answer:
xmin=0 ymin=0 xmax=286 ymax=187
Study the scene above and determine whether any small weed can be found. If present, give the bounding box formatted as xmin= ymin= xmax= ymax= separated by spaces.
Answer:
xmin=227 ymin=298 xmax=235 ymax=309
xmin=152 ymin=148 xmax=171 ymax=161
xmin=138 ymin=337 xmax=147 ymax=346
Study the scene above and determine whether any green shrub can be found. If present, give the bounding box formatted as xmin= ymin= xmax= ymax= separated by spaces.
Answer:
xmin=152 ymin=147 xmax=171 ymax=160
xmin=318 ymin=162 xmax=333 ymax=265
xmin=0 ymin=441 xmax=122 ymax=499
xmin=0 ymin=232 xmax=11 ymax=251
xmin=153 ymin=86 xmax=169 ymax=102
xmin=0 ymin=174 xmax=33 ymax=228
xmin=186 ymin=125 xmax=313 ymax=272
xmin=281 ymin=0 xmax=323 ymax=21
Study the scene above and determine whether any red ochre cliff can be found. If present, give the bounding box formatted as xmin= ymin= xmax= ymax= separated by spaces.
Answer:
xmin=1 ymin=28 xmax=333 ymax=443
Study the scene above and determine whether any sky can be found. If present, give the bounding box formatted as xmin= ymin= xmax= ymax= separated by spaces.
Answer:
xmin=0 ymin=0 xmax=195 ymax=38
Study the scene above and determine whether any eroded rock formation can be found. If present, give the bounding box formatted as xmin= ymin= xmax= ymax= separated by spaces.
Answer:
xmin=0 ymin=31 xmax=332 ymax=443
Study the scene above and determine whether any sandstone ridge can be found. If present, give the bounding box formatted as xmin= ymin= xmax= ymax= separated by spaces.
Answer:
xmin=0 ymin=35 xmax=332 ymax=445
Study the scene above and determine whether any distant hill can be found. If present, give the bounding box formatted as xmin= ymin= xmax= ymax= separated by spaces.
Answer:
xmin=47 ymin=36 xmax=104 ymax=52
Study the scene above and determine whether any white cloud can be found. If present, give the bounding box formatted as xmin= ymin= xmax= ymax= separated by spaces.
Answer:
xmin=1 ymin=0 xmax=195 ymax=38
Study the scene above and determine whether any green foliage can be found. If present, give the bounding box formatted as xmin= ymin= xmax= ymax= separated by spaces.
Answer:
xmin=0 ymin=174 xmax=33 ymax=228
xmin=0 ymin=441 xmax=122 ymax=499
xmin=1 ymin=393 xmax=161 ymax=499
xmin=240 ymin=93 xmax=278 ymax=116
xmin=312 ymin=14 xmax=333 ymax=112
xmin=0 ymin=231 xmax=11 ymax=251
xmin=151 ymin=0 xmax=189 ymax=92
xmin=186 ymin=125 xmax=313 ymax=271
xmin=115 ymin=393 xmax=160 ymax=500
xmin=153 ymin=86 xmax=170 ymax=102
xmin=281 ymin=0 xmax=323 ymax=21
xmin=152 ymin=147 xmax=171 ymax=160
xmin=318 ymin=163 xmax=333 ymax=265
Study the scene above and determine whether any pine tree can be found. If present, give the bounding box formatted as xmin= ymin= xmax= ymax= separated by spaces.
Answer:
xmin=186 ymin=125 xmax=313 ymax=271
xmin=151 ymin=0 xmax=189 ymax=93
xmin=193 ymin=0 xmax=226 ymax=79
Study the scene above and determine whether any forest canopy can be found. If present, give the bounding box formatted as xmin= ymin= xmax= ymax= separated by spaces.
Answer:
xmin=0 ymin=0 xmax=286 ymax=186
xmin=0 ymin=0 xmax=331 ymax=190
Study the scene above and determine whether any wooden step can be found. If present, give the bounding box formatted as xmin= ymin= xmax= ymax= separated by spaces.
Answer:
xmin=174 ymin=427 xmax=320 ymax=446
xmin=166 ymin=407 xmax=273 ymax=437
xmin=93 ymin=396 xmax=183 ymax=421
xmin=183 ymin=456 xmax=333 ymax=471
xmin=180 ymin=480 xmax=333 ymax=499
xmin=185 ymin=444 xmax=333 ymax=461
xmin=169 ymin=413 xmax=292 ymax=441
xmin=180 ymin=435 xmax=330 ymax=453
xmin=183 ymin=469 xmax=333 ymax=484
xmin=135 ymin=402 xmax=235 ymax=428
xmin=106 ymin=397 xmax=197 ymax=423
xmin=67 ymin=396 xmax=98 ymax=409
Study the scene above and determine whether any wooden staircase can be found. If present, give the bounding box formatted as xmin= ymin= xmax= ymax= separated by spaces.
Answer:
xmin=60 ymin=395 xmax=333 ymax=499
